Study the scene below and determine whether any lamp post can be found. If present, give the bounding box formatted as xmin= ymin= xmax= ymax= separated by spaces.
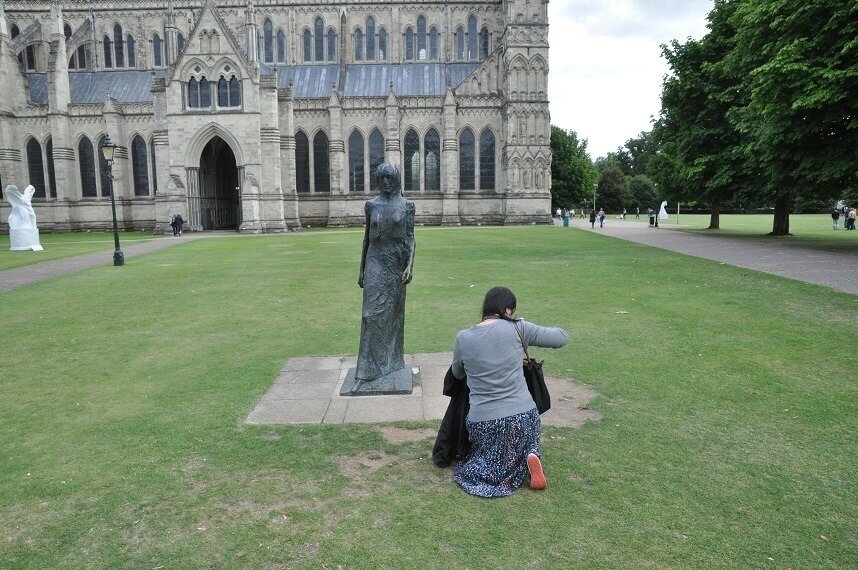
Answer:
xmin=101 ymin=135 xmax=124 ymax=266
xmin=593 ymin=180 xmax=598 ymax=212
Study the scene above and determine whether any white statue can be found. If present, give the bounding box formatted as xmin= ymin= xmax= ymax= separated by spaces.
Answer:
xmin=5 ymin=185 xmax=44 ymax=251
xmin=659 ymin=200 xmax=669 ymax=221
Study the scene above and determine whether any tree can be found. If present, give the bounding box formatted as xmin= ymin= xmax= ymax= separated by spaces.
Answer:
xmin=629 ymin=175 xmax=658 ymax=211
xmin=726 ymin=0 xmax=858 ymax=235
xmin=614 ymin=131 xmax=659 ymax=178
xmin=595 ymin=160 xmax=631 ymax=213
xmin=652 ymin=0 xmax=749 ymax=229
xmin=550 ymin=126 xmax=597 ymax=210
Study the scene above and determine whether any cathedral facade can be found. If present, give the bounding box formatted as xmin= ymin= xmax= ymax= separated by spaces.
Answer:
xmin=0 ymin=0 xmax=550 ymax=233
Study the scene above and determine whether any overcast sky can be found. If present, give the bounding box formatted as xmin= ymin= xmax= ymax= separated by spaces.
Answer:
xmin=548 ymin=0 xmax=714 ymax=158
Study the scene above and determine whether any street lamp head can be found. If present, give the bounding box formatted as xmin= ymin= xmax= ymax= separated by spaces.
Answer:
xmin=101 ymin=135 xmax=117 ymax=163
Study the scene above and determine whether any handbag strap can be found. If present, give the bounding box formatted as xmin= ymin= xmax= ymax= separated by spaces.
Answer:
xmin=512 ymin=321 xmax=534 ymax=367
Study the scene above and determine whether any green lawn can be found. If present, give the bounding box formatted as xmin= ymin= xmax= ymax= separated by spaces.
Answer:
xmin=0 ymin=232 xmax=157 ymax=271
xmin=660 ymin=213 xmax=857 ymax=253
xmin=1 ymin=227 xmax=855 ymax=568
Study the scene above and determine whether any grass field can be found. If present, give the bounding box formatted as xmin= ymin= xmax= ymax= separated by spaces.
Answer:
xmin=660 ymin=213 xmax=857 ymax=253
xmin=1 ymin=226 xmax=855 ymax=568
xmin=0 ymin=232 xmax=156 ymax=271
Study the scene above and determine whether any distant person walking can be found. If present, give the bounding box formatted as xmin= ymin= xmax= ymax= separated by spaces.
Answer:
xmin=597 ymin=208 xmax=606 ymax=228
xmin=171 ymin=213 xmax=185 ymax=237
xmin=832 ymin=209 xmax=840 ymax=230
xmin=622 ymin=208 xmax=627 ymax=220
xmin=589 ymin=209 xmax=597 ymax=229
xmin=635 ymin=207 xmax=640 ymax=220
xmin=847 ymin=208 xmax=856 ymax=230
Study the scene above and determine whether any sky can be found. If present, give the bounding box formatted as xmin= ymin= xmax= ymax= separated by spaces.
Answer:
xmin=548 ymin=0 xmax=714 ymax=159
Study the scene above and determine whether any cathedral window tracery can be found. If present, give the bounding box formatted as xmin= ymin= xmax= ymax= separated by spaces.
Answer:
xmin=277 ymin=29 xmax=286 ymax=63
xmin=78 ymin=137 xmax=97 ymax=198
xmin=25 ymin=138 xmax=46 ymax=199
xmin=302 ymin=29 xmax=312 ymax=62
xmin=152 ymin=33 xmax=164 ymax=67
xmin=366 ymin=17 xmax=376 ymax=61
xmin=314 ymin=17 xmax=324 ymax=62
xmin=327 ymin=28 xmax=337 ymax=61
xmin=403 ymin=129 xmax=420 ymax=192
xmin=369 ymin=129 xmax=385 ymax=182
xmin=131 ymin=135 xmax=150 ymax=197
xmin=354 ymin=28 xmax=364 ymax=61
xmin=263 ymin=19 xmax=274 ymax=63
xmin=479 ymin=128 xmax=496 ymax=190
xmin=424 ymin=129 xmax=440 ymax=192
xmin=312 ymin=131 xmax=331 ymax=193
xmin=459 ymin=128 xmax=475 ymax=190
xmin=348 ymin=130 xmax=365 ymax=192
xmin=295 ymin=131 xmax=310 ymax=193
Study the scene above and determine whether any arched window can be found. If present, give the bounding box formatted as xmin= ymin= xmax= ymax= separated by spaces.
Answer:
xmin=153 ymin=34 xmax=163 ymax=67
xmin=177 ymin=33 xmax=186 ymax=54
xmin=479 ymin=128 xmax=496 ymax=190
xmin=467 ymin=15 xmax=478 ymax=60
xmin=150 ymin=138 xmax=158 ymax=194
xmin=79 ymin=137 xmax=97 ymax=197
xmin=366 ymin=17 xmax=375 ymax=60
xmin=103 ymin=35 xmax=113 ymax=68
xmin=479 ymin=27 xmax=490 ymax=60
xmin=277 ymin=30 xmax=286 ymax=63
xmin=26 ymin=138 xmax=46 ymax=198
xmin=126 ymin=34 xmax=136 ymax=67
xmin=64 ymin=24 xmax=72 ymax=39
xmin=424 ymin=129 xmax=440 ymax=192
xmin=10 ymin=24 xmax=19 ymax=38
xmin=314 ymin=17 xmax=324 ymax=62
xmin=229 ymin=76 xmax=241 ymax=106
xmin=295 ymin=131 xmax=310 ymax=193
xmin=354 ymin=28 xmax=364 ymax=61
xmin=71 ymin=44 xmax=87 ymax=70
xmin=97 ymin=135 xmax=113 ymax=197
xmin=404 ymin=27 xmax=414 ymax=61
xmin=417 ymin=16 xmax=427 ymax=60
xmin=302 ymin=30 xmax=312 ymax=62
xmin=429 ymin=27 xmax=438 ymax=60
xmin=369 ymin=129 xmax=384 ymax=184
xmin=188 ymin=77 xmax=199 ymax=107
xmin=113 ymin=24 xmax=124 ymax=67
xmin=46 ymin=137 xmax=56 ymax=198
xmin=131 ymin=135 xmax=149 ymax=196
xmin=218 ymin=77 xmax=228 ymax=106
xmin=459 ymin=128 xmax=475 ymax=190
xmin=199 ymin=77 xmax=211 ymax=107
xmin=403 ymin=129 xmax=420 ymax=192
xmin=263 ymin=19 xmax=274 ymax=62
xmin=327 ymin=29 xmax=337 ymax=61
xmin=378 ymin=28 xmax=387 ymax=60
xmin=455 ymin=26 xmax=465 ymax=61
xmin=313 ymin=131 xmax=330 ymax=193
xmin=348 ymin=130 xmax=365 ymax=193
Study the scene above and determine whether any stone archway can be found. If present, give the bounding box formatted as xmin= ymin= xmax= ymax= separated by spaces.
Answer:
xmin=196 ymin=136 xmax=240 ymax=230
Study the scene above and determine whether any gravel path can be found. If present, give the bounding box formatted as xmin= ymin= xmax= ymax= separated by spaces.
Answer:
xmin=562 ymin=217 xmax=857 ymax=294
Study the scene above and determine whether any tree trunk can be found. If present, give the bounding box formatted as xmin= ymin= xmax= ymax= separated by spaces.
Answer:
xmin=707 ymin=197 xmax=721 ymax=229
xmin=769 ymin=196 xmax=792 ymax=235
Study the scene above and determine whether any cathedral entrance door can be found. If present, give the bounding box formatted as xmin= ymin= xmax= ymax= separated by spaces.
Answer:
xmin=197 ymin=136 xmax=241 ymax=230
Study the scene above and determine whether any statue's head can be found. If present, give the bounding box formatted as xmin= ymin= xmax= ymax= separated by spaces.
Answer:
xmin=374 ymin=163 xmax=400 ymax=197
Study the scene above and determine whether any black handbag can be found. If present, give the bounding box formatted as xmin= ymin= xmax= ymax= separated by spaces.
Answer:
xmin=513 ymin=322 xmax=551 ymax=414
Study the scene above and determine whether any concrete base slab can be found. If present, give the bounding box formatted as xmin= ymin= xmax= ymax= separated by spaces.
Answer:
xmin=339 ymin=367 xmax=413 ymax=396
xmin=244 ymin=352 xmax=602 ymax=429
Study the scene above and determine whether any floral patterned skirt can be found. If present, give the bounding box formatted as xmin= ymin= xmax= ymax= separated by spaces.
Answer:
xmin=453 ymin=407 xmax=541 ymax=498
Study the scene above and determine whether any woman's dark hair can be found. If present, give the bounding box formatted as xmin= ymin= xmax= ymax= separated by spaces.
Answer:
xmin=482 ymin=286 xmax=517 ymax=320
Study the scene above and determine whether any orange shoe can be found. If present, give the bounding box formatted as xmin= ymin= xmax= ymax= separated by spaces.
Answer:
xmin=527 ymin=453 xmax=547 ymax=490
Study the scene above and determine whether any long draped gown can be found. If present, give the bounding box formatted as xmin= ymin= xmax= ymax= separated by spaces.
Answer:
xmin=355 ymin=195 xmax=415 ymax=382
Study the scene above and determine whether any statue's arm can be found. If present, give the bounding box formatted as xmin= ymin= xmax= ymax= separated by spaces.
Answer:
xmin=359 ymin=202 xmax=371 ymax=288
xmin=402 ymin=202 xmax=416 ymax=285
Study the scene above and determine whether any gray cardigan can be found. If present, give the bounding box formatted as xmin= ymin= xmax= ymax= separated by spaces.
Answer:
xmin=451 ymin=319 xmax=568 ymax=423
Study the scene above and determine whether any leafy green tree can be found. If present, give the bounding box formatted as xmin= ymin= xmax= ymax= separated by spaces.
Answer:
xmin=629 ymin=175 xmax=658 ymax=212
xmin=550 ymin=126 xmax=597 ymax=210
xmin=652 ymin=0 xmax=748 ymax=229
xmin=595 ymin=160 xmax=631 ymax=213
xmin=614 ymin=131 xmax=659 ymax=178
xmin=727 ymin=0 xmax=857 ymax=234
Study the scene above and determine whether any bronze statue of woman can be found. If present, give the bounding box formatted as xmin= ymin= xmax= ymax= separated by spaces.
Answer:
xmin=354 ymin=163 xmax=415 ymax=384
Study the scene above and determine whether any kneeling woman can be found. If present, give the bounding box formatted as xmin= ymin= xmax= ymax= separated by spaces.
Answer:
xmin=451 ymin=287 xmax=568 ymax=497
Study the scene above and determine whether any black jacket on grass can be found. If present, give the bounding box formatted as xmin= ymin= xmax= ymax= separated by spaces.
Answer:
xmin=432 ymin=367 xmax=471 ymax=467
